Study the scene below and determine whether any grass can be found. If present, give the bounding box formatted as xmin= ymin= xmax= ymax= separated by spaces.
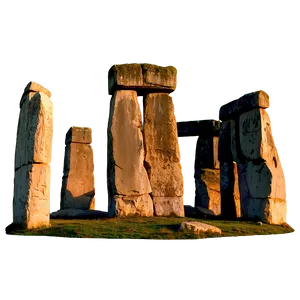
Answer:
xmin=7 ymin=216 xmax=295 ymax=239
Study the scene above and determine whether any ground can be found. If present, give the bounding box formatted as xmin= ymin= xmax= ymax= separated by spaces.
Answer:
xmin=6 ymin=216 xmax=294 ymax=239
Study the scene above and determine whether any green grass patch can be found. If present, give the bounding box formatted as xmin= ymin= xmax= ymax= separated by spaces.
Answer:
xmin=7 ymin=216 xmax=295 ymax=239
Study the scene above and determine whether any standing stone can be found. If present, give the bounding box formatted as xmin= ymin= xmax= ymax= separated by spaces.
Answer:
xmin=143 ymin=93 xmax=184 ymax=216
xmin=60 ymin=127 xmax=95 ymax=210
xmin=218 ymin=120 xmax=241 ymax=218
xmin=13 ymin=82 xmax=53 ymax=229
xmin=238 ymin=108 xmax=286 ymax=224
xmin=107 ymin=90 xmax=153 ymax=217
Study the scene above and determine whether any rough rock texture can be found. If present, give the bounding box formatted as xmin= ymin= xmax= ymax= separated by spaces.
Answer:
xmin=193 ymin=168 xmax=241 ymax=217
xmin=218 ymin=120 xmax=241 ymax=218
xmin=195 ymin=136 xmax=219 ymax=169
xmin=247 ymin=198 xmax=287 ymax=224
xmin=108 ymin=63 xmax=176 ymax=95
xmin=218 ymin=93 xmax=286 ymax=224
xmin=65 ymin=126 xmax=92 ymax=144
xmin=24 ymin=81 xmax=52 ymax=98
xmin=177 ymin=120 xmax=220 ymax=137
xmin=153 ymin=197 xmax=184 ymax=217
xmin=61 ymin=128 xmax=95 ymax=210
xmin=114 ymin=194 xmax=154 ymax=217
xmin=13 ymin=83 xmax=53 ymax=229
xmin=143 ymin=93 xmax=184 ymax=216
xmin=15 ymin=92 xmax=53 ymax=170
xmin=107 ymin=90 xmax=152 ymax=217
xmin=195 ymin=169 xmax=221 ymax=215
xmin=219 ymin=90 xmax=269 ymax=121
xmin=13 ymin=160 xmax=50 ymax=229
xmin=180 ymin=222 xmax=222 ymax=234
xmin=237 ymin=108 xmax=286 ymax=223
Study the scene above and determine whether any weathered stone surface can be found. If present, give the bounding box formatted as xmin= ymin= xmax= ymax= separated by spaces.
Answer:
xmin=107 ymin=90 xmax=152 ymax=216
xmin=108 ymin=63 xmax=176 ymax=95
xmin=192 ymin=133 xmax=220 ymax=169
xmin=237 ymin=108 xmax=286 ymax=223
xmin=219 ymin=90 xmax=269 ymax=121
xmin=24 ymin=81 xmax=51 ymax=98
xmin=195 ymin=168 xmax=220 ymax=215
xmin=65 ymin=127 xmax=92 ymax=144
xmin=180 ymin=222 xmax=221 ymax=234
xmin=153 ymin=197 xmax=184 ymax=217
xmin=143 ymin=93 xmax=184 ymax=198
xmin=61 ymin=142 xmax=95 ymax=210
xmin=12 ymin=82 xmax=53 ymax=230
xmin=247 ymin=198 xmax=287 ymax=224
xmin=193 ymin=168 xmax=241 ymax=217
xmin=114 ymin=194 xmax=154 ymax=217
xmin=15 ymin=92 xmax=53 ymax=170
xmin=184 ymin=205 xmax=215 ymax=218
xmin=142 ymin=63 xmax=176 ymax=90
xmin=13 ymin=164 xmax=50 ymax=229
xmin=177 ymin=120 xmax=221 ymax=137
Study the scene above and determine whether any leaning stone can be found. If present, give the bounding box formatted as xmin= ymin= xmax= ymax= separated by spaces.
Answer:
xmin=195 ymin=136 xmax=219 ymax=170
xmin=153 ymin=197 xmax=184 ymax=217
xmin=114 ymin=194 xmax=154 ymax=217
xmin=180 ymin=222 xmax=221 ymax=234
xmin=177 ymin=120 xmax=220 ymax=137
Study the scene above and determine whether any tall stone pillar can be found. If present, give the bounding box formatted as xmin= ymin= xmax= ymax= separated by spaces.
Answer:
xmin=13 ymin=82 xmax=53 ymax=229
xmin=107 ymin=90 xmax=153 ymax=217
xmin=143 ymin=93 xmax=184 ymax=216
xmin=60 ymin=127 xmax=95 ymax=210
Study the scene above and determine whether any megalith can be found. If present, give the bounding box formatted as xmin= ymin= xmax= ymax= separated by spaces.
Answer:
xmin=107 ymin=63 xmax=184 ymax=217
xmin=13 ymin=82 xmax=53 ymax=229
xmin=219 ymin=91 xmax=286 ymax=224
xmin=60 ymin=127 xmax=95 ymax=210
xmin=107 ymin=89 xmax=153 ymax=217
xmin=144 ymin=93 xmax=184 ymax=216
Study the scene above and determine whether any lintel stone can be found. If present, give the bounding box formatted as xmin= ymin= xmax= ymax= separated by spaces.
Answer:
xmin=177 ymin=120 xmax=220 ymax=137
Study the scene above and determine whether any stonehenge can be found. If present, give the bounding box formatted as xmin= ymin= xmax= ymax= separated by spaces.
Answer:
xmin=8 ymin=67 xmax=287 ymax=230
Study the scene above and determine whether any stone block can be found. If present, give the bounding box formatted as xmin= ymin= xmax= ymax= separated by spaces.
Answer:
xmin=195 ymin=136 xmax=219 ymax=170
xmin=153 ymin=196 xmax=184 ymax=217
xmin=65 ymin=126 xmax=92 ymax=144
xmin=177 ymin=120 xmax=220 ymax=137
xmin=180 ymin=222 xmax=221 ymax=234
